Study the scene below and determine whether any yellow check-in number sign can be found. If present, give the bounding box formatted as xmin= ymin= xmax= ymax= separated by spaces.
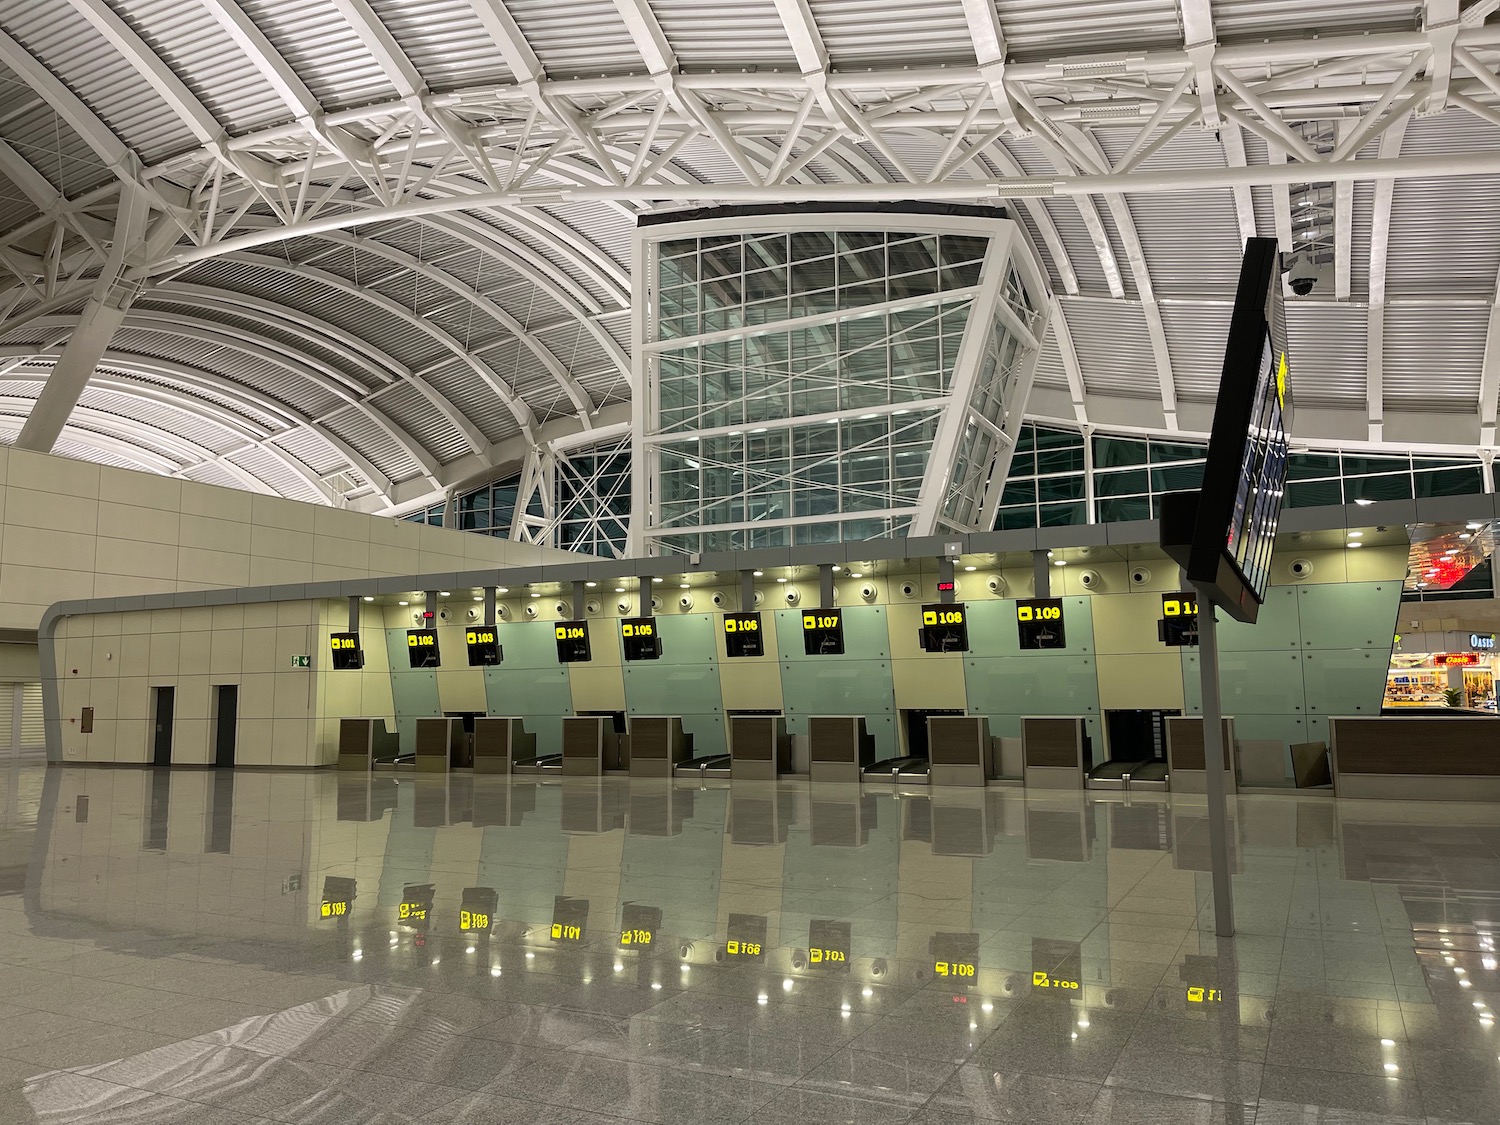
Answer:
xmin=923 ymin=609 xmax=965 ymax=626
xmin=1016 ymin=603 xmax=1062 ymax=622
xmin=551 ymin=923 xmax=583 ymax=941
xmin=1031 ymin=971 xmax=1079 ymax=990
xmin=725 ymin=939 xmax=762 ymax=956
xmin=621 ymin=621 xmax=654 ymax=638
xmin=408 ymin=633 xmax=436 ymax=647
xmin=466 ymin=629 xmax=497 ymax=645
xmin=556 ymin=625 xmax=586 ymax=640
xmin=934 ymin=960 xmax=976 ymax=977
xmin=724 ymin=617 xmax=759 ymax=632
xmin=320 ymin=901 xmax=349 ymax=918
xmin=459 ymin=910 xmax=490 ymax=931
xmin=1187 ymin=987 xmax=1224 ymax=1003
xmin=620 ymin=929 xmax=653 ymax=946
xmin=809 ymin=947 xmax=846 ymax=964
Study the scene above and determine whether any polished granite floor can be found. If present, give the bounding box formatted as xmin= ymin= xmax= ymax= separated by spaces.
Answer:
xmin=0 ymin=765 xmax=1497 ymax=1124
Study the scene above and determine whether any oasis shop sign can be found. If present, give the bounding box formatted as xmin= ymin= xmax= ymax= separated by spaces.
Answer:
xmin=1472 ymin=633 xmax=1497 ymax=651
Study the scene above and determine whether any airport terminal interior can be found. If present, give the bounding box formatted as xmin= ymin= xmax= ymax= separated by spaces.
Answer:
xmin=4 ymin=0 xmax=1500 ymax=1122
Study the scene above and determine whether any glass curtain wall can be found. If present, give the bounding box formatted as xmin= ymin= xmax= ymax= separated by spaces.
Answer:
xmin=634 ymin=209 xmax=1048 ymax=556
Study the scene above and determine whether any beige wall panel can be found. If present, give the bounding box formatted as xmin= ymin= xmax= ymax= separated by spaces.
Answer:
xmin=437 ymin=668 xmax=488 ymax=713
xmin=569 ymin=665 xmax=627 ymax=713
xmin=891 ymin=657 xmax=968 ymax=712
xmin=1096 ymin=653 xmax=1187 ymax=713
xmin=718 ymin=659 xmax=784 ymax=712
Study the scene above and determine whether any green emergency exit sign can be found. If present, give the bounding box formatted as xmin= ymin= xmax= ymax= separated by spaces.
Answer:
xmin=290 ymin=655 xmax=310 ymax=669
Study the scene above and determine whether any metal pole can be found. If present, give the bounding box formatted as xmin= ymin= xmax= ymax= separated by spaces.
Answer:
xmin=484 ymin=587 xmax=496 ymax=628
xmin=1194 ymin=588 xmax=1235 ymax=937
xmin=819 ymin=564 xmax=835 ymax=608
xmin=639 ymin=577 xmax=653 ymax=617
xmin=1032 ymin=549 xmax=1051 ymax=598
xmin=572 ymin=581 xmax=587 ymax=621
xmin=740 ymin=569 xmax=755 ymax=610
xmin=937 ymin=558 xmax=955 ymax=603
xmin=347 ymin=596 xmax=360 ymax=634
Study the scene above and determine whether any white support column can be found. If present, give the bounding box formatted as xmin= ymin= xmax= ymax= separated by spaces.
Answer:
xmin=1480 ymin=265 xmax=1500 ymax=449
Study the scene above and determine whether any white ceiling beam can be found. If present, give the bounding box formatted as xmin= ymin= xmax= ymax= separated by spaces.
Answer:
xmin=66 ymin=0 xmax=222 ymax=145
xmin=328 ymin=0 xmax=427 ymax=99
xmin=1048 ymin=299 xmax=1088 ymax=424
xmin=1424 ymin=0 xmax=1462 ymax=112
xmin=1481 ymin=265 xmax=1500 ymax=448
xmin=1367 ymin=119 xmax=1409 ymax=442
xmin=0 ymin=412 xmax=182 ymax=476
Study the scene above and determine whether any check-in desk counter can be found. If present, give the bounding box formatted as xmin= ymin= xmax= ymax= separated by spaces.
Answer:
xmin=337 ymin=717 xmax=400 ymax=771
xmin=730 ymin=716 xmax=792 ymax=781
xmin=561 ymin=716 xmax=627 ymax=776
xmin=807 ymin=716 xmax=876 ymax=783
xmin=1021 ymin=717 xmax=1087 ymax=789
xmin=414 ymin=717 xmax=468 ymax=774
xmin=1166 ymin=717 xmax=1237 ymax=794
xmin=628 ymin=716 xmax=694 ymax=778
xmin=1330 ymin=715 xmax=1500 ymax=800
xmin=473 ymin=717 xmax=535 ymax=774
xmin=927 ymin=716 xmax=991 ymax=788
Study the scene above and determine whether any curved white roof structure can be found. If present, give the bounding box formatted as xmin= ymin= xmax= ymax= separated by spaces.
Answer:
xmin=0 ymin=0 xmax=1497 ymax=514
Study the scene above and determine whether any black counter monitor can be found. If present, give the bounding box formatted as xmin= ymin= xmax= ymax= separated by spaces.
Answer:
xmin=802 ymin=609 xmax=844 ymax=655
xmin=921 ymin=603 xmax=969 ymax=653
xmin=466 ymin=627 xmax=502 ymax=666
xmin=808 ymin=919 xmax=851 ymax=969
xmin=1015 ymin=599 xmax=1066 ymax=650
xmin=460 ymin=887 xmax=497 ymax=933
xmin=555 ymin=621 xmax=591 ymax=663
xmin=1159 ymin=592 xmax=1200 ymax=648
xmin=406 ymin=629 xmax=440 ymax=668
xmin=1031 ymin=937 xmax=1083 ymax=992
xmin=621 ymin=617 xmax=662 ymax=661
xmin=726 ymin=912 xmax=767 ymax=959
xmin=723 ymin=612 xmax=764 ymax=657
xmin=551 ymin=895 xmax=589 ymax=943
xmin=619 ymin=903 xmax=662 ymax=949
xmin=330 ymin=631 xmax=363 ymax=670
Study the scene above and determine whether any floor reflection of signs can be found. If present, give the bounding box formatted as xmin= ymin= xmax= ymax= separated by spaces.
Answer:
xmin=551 ymin=895 xmax=589 ymax=943
xmin=619 ymin=903 xmax=662 ymax=949
xmin=726 ymin=912 xmax=768 ymax=959
xmin=931 ymin=932 xmax=980 ymax=983
xmin=1030 ymin=937 xmax=1082 ymax=992
xmin=808 ymin=919 xmax=851 ymax=970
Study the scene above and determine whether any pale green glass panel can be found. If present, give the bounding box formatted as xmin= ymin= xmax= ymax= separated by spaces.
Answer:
xmin=962 ymin=654 xmax=1100 ymax=725
xmin=1294 ymin=583 xmax=1402 ymax=649
xmin=477 ymin=805 xmax=572 ymax=916
xmin=385 ymin=627 xmax=440 ymax=753
xmin=620 ymin=804 xmax=724 ymax=938
xmin=377 ymin=787 xmax=436 ymax=905
xmin=1214 ymin=585 xmax=1301 ymax=652
xmin=482 ymin=621 xmax=574 ymax=753
xmin=621 ymin=613 xmax=725 ymax=755
xmin=774 ymin=606 xmax=891 ymax=660
xmin=1301 ymin=649 xmax=1387 ymax=716
xmin=775 ymin=606 xmax=896 ymax=757
xmin=1200 ymin=648 xmax=1307 ymax=716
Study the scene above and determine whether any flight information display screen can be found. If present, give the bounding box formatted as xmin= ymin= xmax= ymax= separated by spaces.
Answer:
xmin=620 ymin=617 xmax=662 ymax=662
xmin=1179 ymin=236 xmax=1294 ymax=624
xmin=555 ymin=621 xmax=591 ymax=663
xmin=1015 ymin=599 xmax=1066 ymax=650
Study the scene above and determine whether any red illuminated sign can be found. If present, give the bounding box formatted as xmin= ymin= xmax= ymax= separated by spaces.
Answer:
xmin=1440 ymin=653 xmax=1482 ymax=666
xmin=937 ymin=581 xmax=955 ymax=593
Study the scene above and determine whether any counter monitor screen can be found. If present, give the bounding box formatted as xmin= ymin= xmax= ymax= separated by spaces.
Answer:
xmin=808 ymin=919 xmax=851 ymax=969
xmin=1158 ymin=592 xmax=1200 ymax=648
xmin=399 ymin=883 xmax=434 ymax=926
xmin=466 ymin=627 xmax=502 ymax=666
xmin=1015 ymin=599 xmax=1066 ymax=650
xmin=723 ymin=612 xmax=764 ymax=658
xmin=1179 ymin=236 xmax=1294 ymax=624
xmin=931 ymin=931 xmax=980 ymax=980
xmin=920 ymin=603 xmax=969 ymax=653
xmin=619 ymin=903 xmax=662 ymax=949
xmin=802 ymin=609 xmax=844 ymax=655
xmin=330 ymin=631 xmax=363 ymax=670
xmin=320 ymin=876 xmax=356 ymax=920
xmin=555 ymin=621 xmax=591 ymax=664
xmin=726 ymin=912 xmax=768 ymax=959
xmin=620 ymin=617 xmax=662 ymax=661
xmin=551 ymin=895 xmax=589 ymax=943
xmin=406 ymin=628 xmax=440 ymax=668
xmin=459 ymin=887 xmax=497 ymax=933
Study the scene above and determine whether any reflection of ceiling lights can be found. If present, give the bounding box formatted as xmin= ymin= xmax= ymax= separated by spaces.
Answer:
xmin=1405 ymin=520 xmax=1497 ymax=591
xmin=1355 ymin=498 xmax=1375 ymax=506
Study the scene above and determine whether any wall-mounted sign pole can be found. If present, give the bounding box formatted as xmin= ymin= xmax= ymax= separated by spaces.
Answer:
xmin=819 ymin=564 xmax=835 ymax=608
xmin=639 ymin=577 xmax=653 ymax=617
xmin=936 ymin=558 xmax=955 ymax=604
xmin=1194 ymin=590 xmax=1235 ymax=937
xmin=348 ymin=596 xmax=360 ymax=634
xmin=425 ymin=590 xmax=437 ymax=623
xmin=1032 ymin=550 xmax=1051 ymax=598
xmin=740 ymin=570 xmax=755 ymax=610
xmin=572 ymin=581 xmax=587 ymax=620
xmin=484 ymin=587 xmax=496 ymax=629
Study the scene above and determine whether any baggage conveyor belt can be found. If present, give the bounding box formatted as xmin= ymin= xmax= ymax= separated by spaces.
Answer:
xmin=1086 ymin=759 xmax=1169 ymax=792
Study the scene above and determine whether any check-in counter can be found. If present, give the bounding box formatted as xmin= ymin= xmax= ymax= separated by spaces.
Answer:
xmin=807 ymin=716 xmax=875 ymax=783
xmin=927 ymin=716 xmax=991 ymax=788
xmin=1021 ymin=717 xmax=1087 ymax=789
xmin=729 ymin=715 xmax=792 ymax=781
xmin=1330 ymin=715 xmax=1500 ymax=800
xmin=1166 ymin=716 xmax=1237 ymax=794
xmin=414 ymin=717 xmax=468 ymax=774
xmin=472 ymin=717 xmax=535 ymax=774
xmin=337 ymin=717 xmax=400 ymax=771
xmin=628 ymin=716 xmax=694 ymax=778
xmin=561 ymin=716 xmax=627 ymax=776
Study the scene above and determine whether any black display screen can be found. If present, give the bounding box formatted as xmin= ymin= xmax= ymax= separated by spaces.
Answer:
xmin=466 ymin=627 xmax=502 ymax=666
xmin=620 ymin=617 xmax=662 ymax=662
xmin=802 ymin=609 xmax=844 ymax=655
xmin=330 ymin=631 xmax=363 ymax=670
xmin=808 ymin=919 xmax=851 ymax=970
xmin=931 ymin=931 xmax=979 ymax=981
xmin=1180 ymin=236 xmax=1294 ymax=624
xmin=723 ymin=612 xmax=764 ymax=658
xmin=1015 ymin=599 xmax=1066 ymax=650
xmin=406 ymin=629 xmax=440 ymax=668
xmin=555 ymin=621 xmax=591 ymax=663
xmin=1158 ymin=592 xmax=1200 ymax=648
xmin=920 ymin=603 xmax=969 ymax=653
xmin=551 ymin=895 xmax=589 ymax=943
xmin=399 ymin=883 xmax=434 ymax=927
